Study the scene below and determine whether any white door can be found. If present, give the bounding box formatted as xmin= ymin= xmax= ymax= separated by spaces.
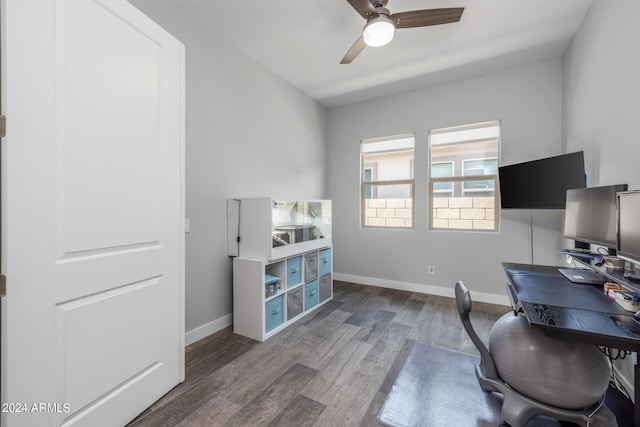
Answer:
xmin=2 ymin=0 xmax=185 ymax=426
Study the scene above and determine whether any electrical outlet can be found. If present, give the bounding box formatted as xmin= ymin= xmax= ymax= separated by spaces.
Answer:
xmin=428 ymin=265 xmax=435 ymax=276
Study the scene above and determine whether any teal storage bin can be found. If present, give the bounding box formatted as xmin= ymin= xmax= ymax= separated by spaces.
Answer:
xmin=287 ymin=256 xmax=302 ymax=288
xmin=319 ymin=248 xmax=332 ymax=277
xmin=304 ymin=279 xmax=319 ymax=311
xmin=265 ymin=295 xmax=284 ymax=333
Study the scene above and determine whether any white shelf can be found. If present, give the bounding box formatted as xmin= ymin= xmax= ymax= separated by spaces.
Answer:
xmin=229 ymin=197 xmax=334 ymax=341
xmin=233 ymin=247 xmax=333 ymax=342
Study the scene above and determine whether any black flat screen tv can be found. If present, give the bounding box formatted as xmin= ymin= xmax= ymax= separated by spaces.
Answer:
xmin=564 ymin=184 xmax=628 ymax=250
xmin=498 ymin=151 xmax=586 ymax=209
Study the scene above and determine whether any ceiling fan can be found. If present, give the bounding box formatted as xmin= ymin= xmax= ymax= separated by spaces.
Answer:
xmin=341 ymin=0 xmax=464 ymax=64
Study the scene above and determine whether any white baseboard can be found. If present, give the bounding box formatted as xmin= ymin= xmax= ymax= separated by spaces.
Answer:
xmin=333 ymin=272 xmax=511 ymax=306
xmin=185 ymin=313 xmax=233 ymax=346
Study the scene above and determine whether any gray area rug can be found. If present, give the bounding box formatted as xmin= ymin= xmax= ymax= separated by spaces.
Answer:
xmin=378 ymin=343 xmax=568 ymax=427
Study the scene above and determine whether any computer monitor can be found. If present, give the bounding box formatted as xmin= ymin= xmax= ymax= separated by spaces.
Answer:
xmin=564 ymin=184 xmax=628 ymax=252
xmin=617 ymin=191 xmax=640 ymax=276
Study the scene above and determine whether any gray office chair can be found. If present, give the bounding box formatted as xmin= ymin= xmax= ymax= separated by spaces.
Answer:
xmin=454 ymin=280 xmax=619 ymax=427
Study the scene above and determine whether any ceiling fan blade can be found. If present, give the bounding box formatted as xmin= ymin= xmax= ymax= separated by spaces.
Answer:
xmin=345 ymin=0 xmax=378 ymax=20
xmin=391 ymin=7 xmax=464 ymax=29
xmin=340 ymin=35 xmax=367 ymax=64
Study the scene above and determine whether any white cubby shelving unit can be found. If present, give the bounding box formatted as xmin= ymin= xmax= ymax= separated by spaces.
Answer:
xmin=228 ymin=198 xmax=333 ymax=341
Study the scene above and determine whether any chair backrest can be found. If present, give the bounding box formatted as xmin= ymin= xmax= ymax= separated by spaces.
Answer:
xmin=454 ymin=281 xmax=498 ymax=379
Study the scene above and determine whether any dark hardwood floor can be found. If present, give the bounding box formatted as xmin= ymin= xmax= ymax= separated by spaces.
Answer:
xmin=129 ymin=280 xmax=510 ymax=427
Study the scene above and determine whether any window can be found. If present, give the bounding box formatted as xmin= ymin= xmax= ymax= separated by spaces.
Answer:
xmin=462 ymin=158 xmax=498 ymax=196
xmin=361 ymin=134 xmax=415 ymax=228
xmin=429 ymin=121 xmax=500 ymax=231
xmin=431 ymin=161 xmax=454 ymax=197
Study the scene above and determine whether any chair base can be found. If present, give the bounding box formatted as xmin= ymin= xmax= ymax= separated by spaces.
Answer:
xmin=474 ymin=364 xmax=619 ymax=427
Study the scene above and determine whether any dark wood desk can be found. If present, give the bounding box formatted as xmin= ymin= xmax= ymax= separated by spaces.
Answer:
xmin=503 ymin=262 xmax=640 ymax=426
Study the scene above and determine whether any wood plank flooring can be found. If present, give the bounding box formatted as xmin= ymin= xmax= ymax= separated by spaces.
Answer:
xmin=128 ymin=280 xmax=510 ymax=427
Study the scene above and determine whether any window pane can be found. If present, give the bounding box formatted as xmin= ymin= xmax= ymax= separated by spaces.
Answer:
xmin=363 ymin=183 xmax=413 ymax=228
xmin=428 ymin=120 xmax=500 ymax=232
xmin=362 ymin=136 xmax=414 ymax=153
xmin=463 ymin=158 xmax=498 ymax=190
xmin=463 ymin=182 xmax=496 ymax=195
xmin=361 ymin=134 xmax=415 ymax=229
xmin=364 ymin=168 xmax=373 ymax=198
xmin=431 ymin=162 xmax=453 ymax=192
xmin=431 ymin=181 xmax=496 ymax=231
xmin=463 ymin=158 xmax=498 ymax=176
xmin=431 ymin=139 xmax=499 ymax=163
xmin=362 ymin=136 xmax=414 ymax=181
xmin=431 ymin=162 xmax=453 ymax=177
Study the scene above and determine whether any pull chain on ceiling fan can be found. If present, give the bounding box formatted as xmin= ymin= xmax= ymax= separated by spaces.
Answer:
xmin=341 ymin=0 xmax=464 ymax=64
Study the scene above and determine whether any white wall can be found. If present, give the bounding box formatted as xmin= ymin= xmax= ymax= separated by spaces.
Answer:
xmin=128 ymin=0 xmax=639 ymax=338
xmin=562 ymin=0 xmax=640 ymax=397
xmin=563 ymin=0 xmax=640 ymax=189
xmin=328 ymin=59 xmax=566 ymax=302
xmin=129 ymin=0 xmax=328 ymax=342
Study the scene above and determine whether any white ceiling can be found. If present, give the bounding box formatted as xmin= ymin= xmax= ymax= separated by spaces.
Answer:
xmin=167 ymin=0 xmax=594 ymax=107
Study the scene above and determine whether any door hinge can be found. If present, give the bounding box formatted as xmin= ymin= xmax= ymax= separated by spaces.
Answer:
xmin=0 ymin=115 xmax=6 ymax=138
xmin=0 ymin=275 xmax=6 ymax=298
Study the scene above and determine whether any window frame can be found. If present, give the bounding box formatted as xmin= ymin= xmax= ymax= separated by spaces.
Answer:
xmin=360 ymin=134 xmax=415 ymax=229
xmin=428 ymin=121 xmax=501 ymax=232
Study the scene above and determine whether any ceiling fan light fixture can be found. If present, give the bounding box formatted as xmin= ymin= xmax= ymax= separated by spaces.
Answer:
xmin=363 ymin=16 xmax=395 ymax=47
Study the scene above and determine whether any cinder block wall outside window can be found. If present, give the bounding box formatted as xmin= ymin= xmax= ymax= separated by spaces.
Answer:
xmin=364 ymin=196 xmax=495 ymax=230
